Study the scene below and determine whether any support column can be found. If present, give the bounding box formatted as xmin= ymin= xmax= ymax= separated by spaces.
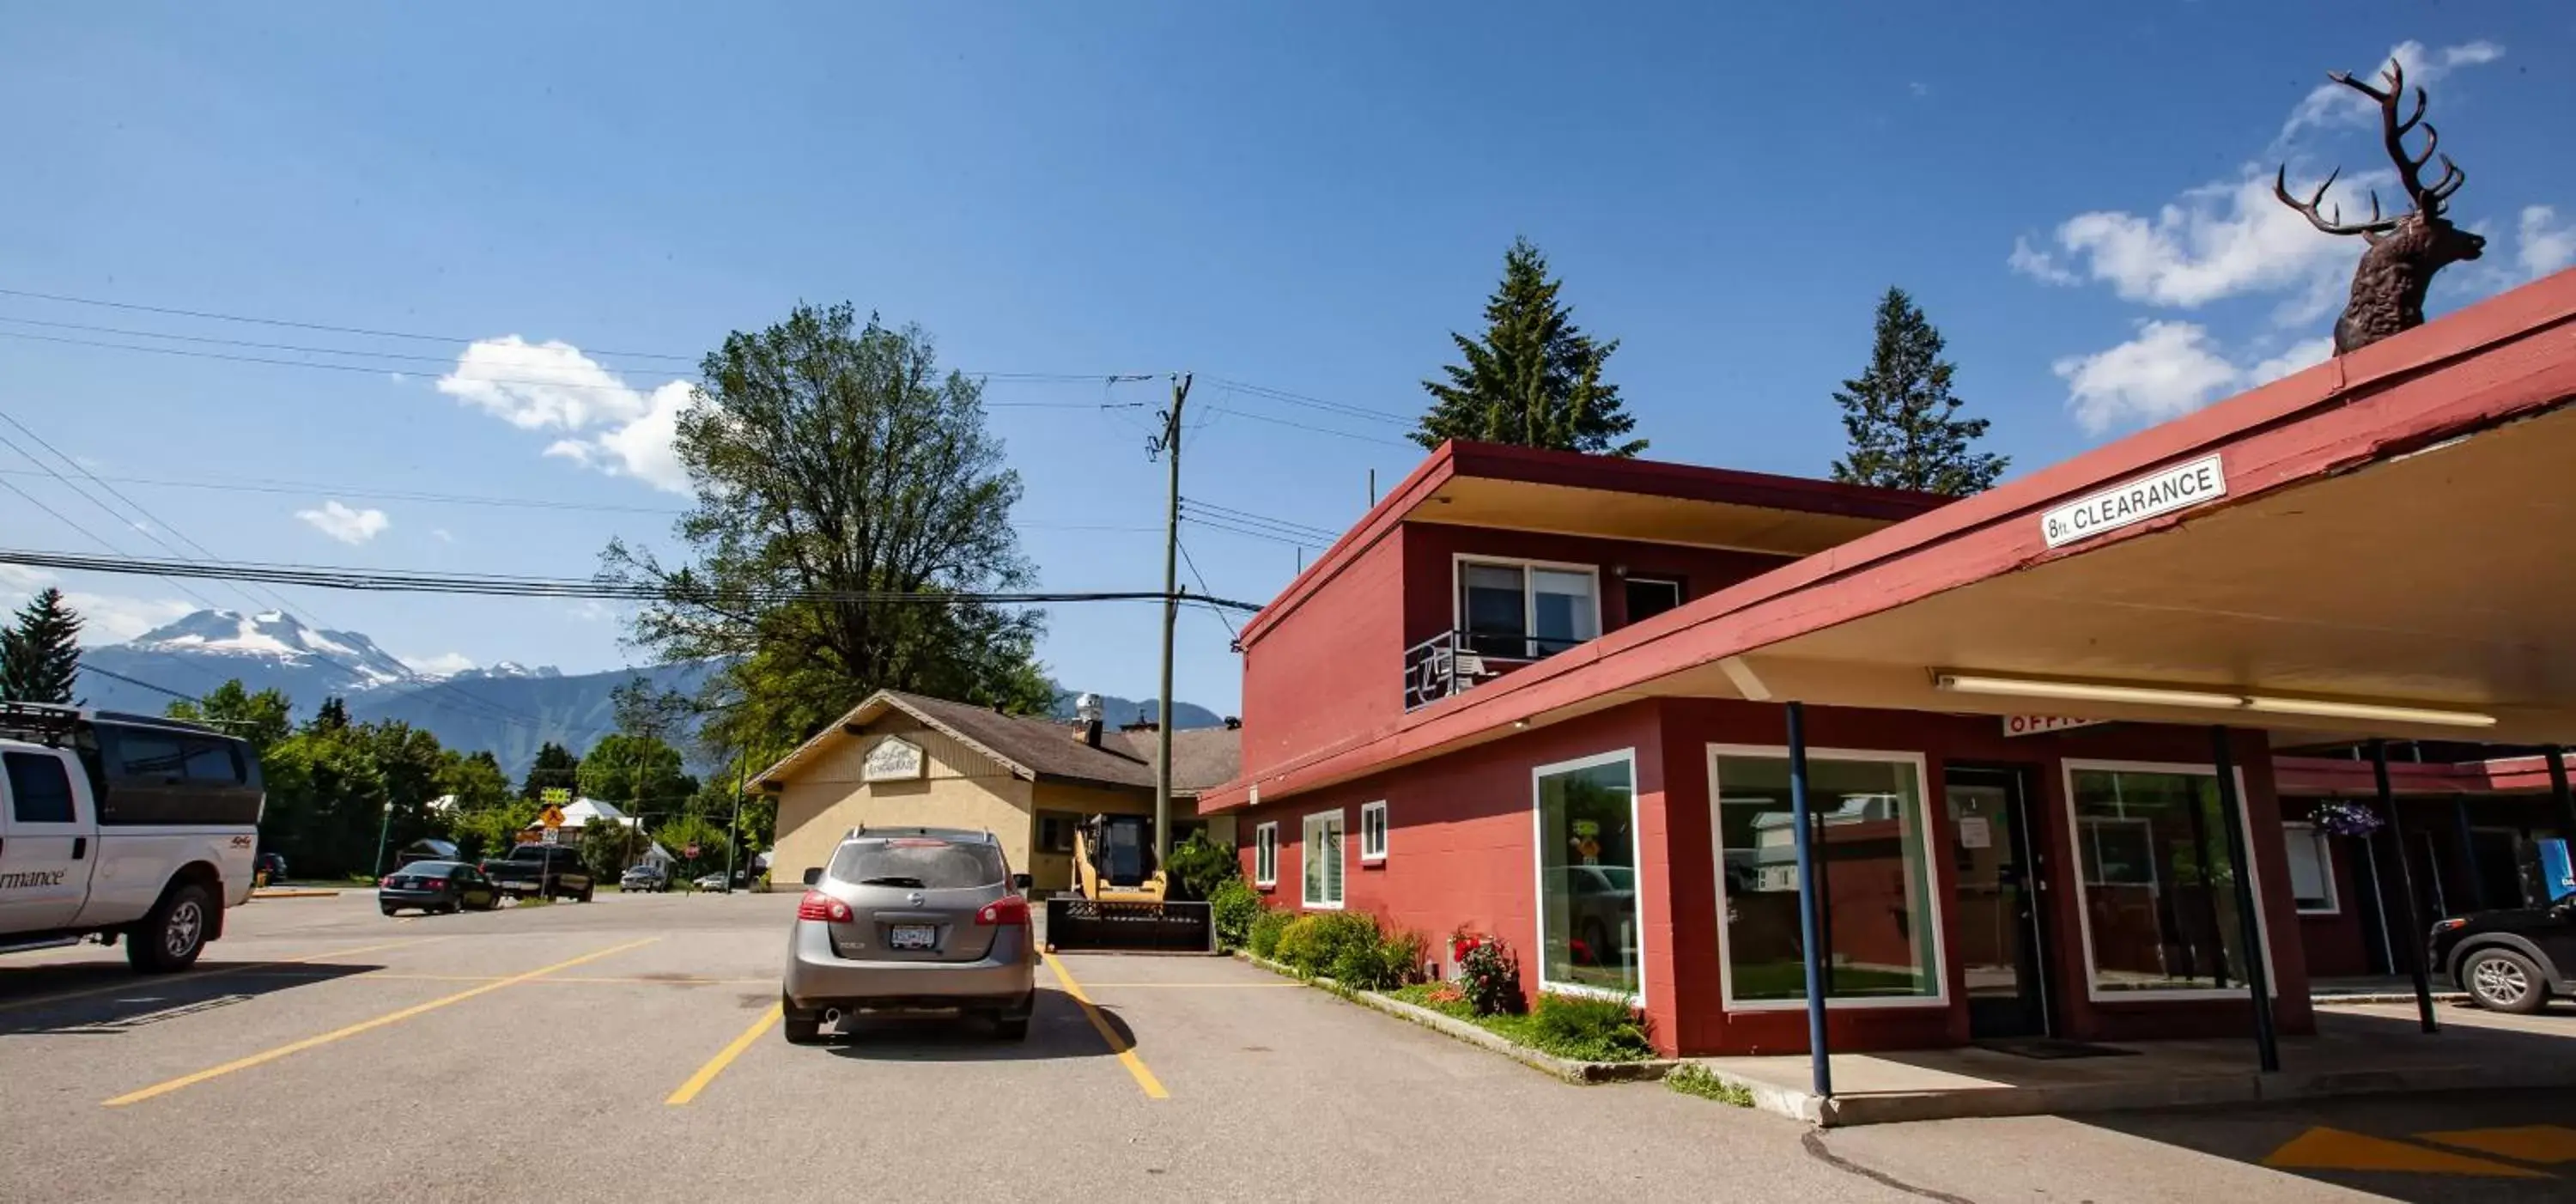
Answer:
xmin=1786 ymin=701 xmax=1831 ymax=1099
xmin=2451 ymin=798 xmax=2485 ymax=912
xmin=2372 ymin=739 xmax=2438 ymax=1033
xmin=2210 ymin=727 xmax=2280 ymax=1073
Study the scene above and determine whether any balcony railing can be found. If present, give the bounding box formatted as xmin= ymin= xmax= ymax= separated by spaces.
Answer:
xmin=1402 ymin=629 xmax=1588 ymax=712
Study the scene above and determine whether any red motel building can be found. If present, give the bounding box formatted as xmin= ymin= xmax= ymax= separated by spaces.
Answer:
xmin=1198 ymin=271 xmax=2576 ymax=1073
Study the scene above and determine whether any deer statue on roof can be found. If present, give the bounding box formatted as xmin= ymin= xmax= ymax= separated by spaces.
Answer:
xmin=2273 ymin=61 xmax=2484 ymax=355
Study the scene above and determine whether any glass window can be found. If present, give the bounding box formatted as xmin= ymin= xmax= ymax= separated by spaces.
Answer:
xmin=1460 ymin=564 xmax=1528 ymax=646
xmin=1713 ymin=752 xmax=1940 ymax=1002
xmin=1535 ymin=754 xmax=1640 ymax=998
xmin=116 ymin=732 xmax=186 ymax=778
xmin=1625 ymin=577 xmax=1683 ymax=623
xmin=182 ymin=738 xmax=243 ymax=783
xmin=2068 ymin=768 xmax=2263 ymax=994
xmin=1255 ymin=822 xmax=1279 ymax=885
xmin=5 ymin=751 xmax=76 ymax=824
xmin=1360 ymin=800 xmax=1388 ymax=861
xmin=2283 ymin=824 xmax=2336 ymax=914
xmin=1457 ymin=560 xmax=1599 ymax=660
xmin=1303 ymin=812 xmax=1343 ymax=908
xmin=1529 ymin=569 xmax=1599 ymax=653
xmin=826 ymin=839 xmax=1005 ymax=889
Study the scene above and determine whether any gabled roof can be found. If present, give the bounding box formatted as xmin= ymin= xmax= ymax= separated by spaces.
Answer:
xmin=753 ymin=690 xmax=1238 ymax=795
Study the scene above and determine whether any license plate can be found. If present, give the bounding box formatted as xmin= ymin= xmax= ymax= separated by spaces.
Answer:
xmin=889 ymin=925 xmax=938 ymax=951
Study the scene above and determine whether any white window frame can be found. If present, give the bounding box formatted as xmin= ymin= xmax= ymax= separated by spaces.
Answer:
xmin=1302 ymin=809 xmax=1345 ymax=910
xmin=1359 ymin=800 xmax=1388 ymax=864
xmin=1453 ymin=554 xmax=1602 ymax=660
xmin=2282 ymin=822 xmax=2339 ymax=915
xmin=2060 ymin=758 xmax=2278 ymax=1003
xmin=1529 ymin=748 xmax=1646 ymax=1005
xmin=1707 ymin=745 xmax=1949 ymax=1012
xmin=1253 ymin=821 xmax=1279 ymax=888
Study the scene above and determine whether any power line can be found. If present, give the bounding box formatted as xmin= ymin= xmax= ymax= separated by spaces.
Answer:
xmin=0 ymin=286 xmax=702 ymax=361
xmin=1200 ymin=405 xmax=1415 ymax=447
xmin=1175 ymin=538 xmax=1240 ymax=643
xmin=1208 ymin=376 xmax=1412 ymax=426
xmin=1181 ymin=513 xmax=1316 ymax=549
xmin=76 ymin=662 xmax=202 ymax=704
xmin=0 ymin=548 xmax=1269 ymax=611
xmin=1179 ymin=496 xmax=1340 ymax=540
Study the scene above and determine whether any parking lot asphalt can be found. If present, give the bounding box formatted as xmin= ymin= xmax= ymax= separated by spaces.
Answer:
xmin=10 ymin=892 xmax=2575 ymax=1203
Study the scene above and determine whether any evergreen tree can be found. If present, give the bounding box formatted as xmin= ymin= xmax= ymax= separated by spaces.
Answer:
xmin=519 ymin=741 xmax=581 ymax=800
xmin=0 ymin=587 xmax=84 ymax=703
xmin=1829 ymin=287 xmax=2008 ymax=496
xmin=309 ymin=696 xmax=351 ymax=733
xmin=1414 ymin=237 xmax=1643 ymax=457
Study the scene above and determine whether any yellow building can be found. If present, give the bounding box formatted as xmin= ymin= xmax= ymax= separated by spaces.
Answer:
xmin=756 ymin=690 xmax=1239 ymax=892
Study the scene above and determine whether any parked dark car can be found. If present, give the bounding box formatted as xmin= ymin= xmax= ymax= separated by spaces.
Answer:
xmin=2431 ymin=901 xmax=2576 ymax=1013
xmin=621 ymin=864 xmax=669 ymax=893
xmin=379 ymin=860 xmax=501 ymax=916
xmin=482 ymin=843 xmax=595 ymax=901
xmin=255 ymin=852 xmax=288 ymax=883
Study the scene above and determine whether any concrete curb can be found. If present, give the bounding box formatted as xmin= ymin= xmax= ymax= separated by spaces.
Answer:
xmin=1230 ymin=951 xmax=1675 ymax=1085
xmin=250 ymin=890 xmax=343 ymax=899
xmin=2310 ymin=991 xmax=2470 ymax=1006
xmin=1683 ymin=1054 xmax=2576 ymax=1128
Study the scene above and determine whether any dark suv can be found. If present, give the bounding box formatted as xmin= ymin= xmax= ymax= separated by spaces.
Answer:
xmin=2431 ymin=901 xmax=2576 ymax=1013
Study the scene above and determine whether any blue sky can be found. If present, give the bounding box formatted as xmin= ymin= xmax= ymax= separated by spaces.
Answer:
xmin=3 ymin=3 xmax=2570 ymax=718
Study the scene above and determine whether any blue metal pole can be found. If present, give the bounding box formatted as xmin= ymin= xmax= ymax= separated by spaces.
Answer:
xmin=1786 ymin=701 xmax=1832 ymax=1098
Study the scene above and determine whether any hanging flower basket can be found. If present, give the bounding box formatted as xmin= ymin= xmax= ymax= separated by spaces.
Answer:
xmin=2312 ymin=799 xmax=2384 ymax=839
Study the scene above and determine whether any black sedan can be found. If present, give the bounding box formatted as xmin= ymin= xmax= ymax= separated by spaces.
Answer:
xmin=2431 ymin=901 xmax=2576 ymax=1013
xmin=379 ymin=860 xmax=502 ymax=916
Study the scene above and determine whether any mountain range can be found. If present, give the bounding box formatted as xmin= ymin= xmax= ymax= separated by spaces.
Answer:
xmin=73 ymin=609 xmax=1220 ymax=779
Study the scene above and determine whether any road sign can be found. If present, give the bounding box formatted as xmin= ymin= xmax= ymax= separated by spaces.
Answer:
xmin=538 ymin=805 xmax=566 ymax=830
xmin=515 ymin=830 xmax=541 ymax=844
xmin=683 ymin=843 xmax=702 ymax=859
xmin=541 ymin=827 xmax=561 ymax=845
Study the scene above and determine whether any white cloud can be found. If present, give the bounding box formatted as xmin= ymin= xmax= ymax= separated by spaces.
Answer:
xmin=2 ymin=565 xmax=192 ymax=645
xmin=2278 ymin=40 xmax=2506 ymax=145
xmin=296 ymin=499 xmax=391 ymax=544
xmin=567 ymin=599 xmax=618 ymax=623
xmin=438 ymin=337 xmax=696 ymax=494
xmin=2007 ymin=235 xmax=2078 ymax=285
xmin=2035 ymin=168 xmax=2385 ymax=309
xmin=2519 ymin=206 xmax=2576 ymax=282
xmin=1908 ymin=81 xmax=1930 ymax=99
xmin=431 ymin=527 xmax=455 ymax=544
xmin=2056 ymin=323 xmax=2335 ymax=434
xmin=398 ymin=651 xmax=477 ymax=676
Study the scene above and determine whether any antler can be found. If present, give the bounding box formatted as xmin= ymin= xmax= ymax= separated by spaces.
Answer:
xmin=2333 ymin=61 xmax=2467 ymax=216
xmin=2272 ymin=165 xmax=2396 ymax=238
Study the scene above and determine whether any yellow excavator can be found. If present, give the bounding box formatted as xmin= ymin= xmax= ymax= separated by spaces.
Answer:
xmin=1043 ymin=813 xmax=1215 ymax=953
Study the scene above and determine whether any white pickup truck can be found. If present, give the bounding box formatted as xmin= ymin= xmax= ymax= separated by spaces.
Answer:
xmin=0 ymin=702 xmax=262 ymax=972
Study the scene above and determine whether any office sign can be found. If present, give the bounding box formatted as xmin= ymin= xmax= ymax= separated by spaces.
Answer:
xmin=863 ymin=736 xmax=926 ymax=782
xmin=2003 ymin=714 xmax=2108 ymax=738
xmin=2042 ymin=453 xmax=2227 ymax=549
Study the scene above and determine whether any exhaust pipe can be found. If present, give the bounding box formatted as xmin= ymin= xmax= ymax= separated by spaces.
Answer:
xmin=821 ymin=1007 xmax=842 ymax=1028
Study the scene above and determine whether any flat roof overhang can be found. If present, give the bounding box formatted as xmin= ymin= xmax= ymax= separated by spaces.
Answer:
xmin=1206 ymin=271 xmax=2576 ymax=813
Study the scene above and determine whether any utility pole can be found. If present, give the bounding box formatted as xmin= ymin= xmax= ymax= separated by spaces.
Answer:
xmin=1151 ymin=372 xmax=1192 ymax=866
xmin=726 ymin=749 xmax=748 ymax=893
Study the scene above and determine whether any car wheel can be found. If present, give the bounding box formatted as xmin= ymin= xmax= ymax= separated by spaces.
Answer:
xmin=992 ymin=1014 xmax=1030 ymax=1041
xmin=381 ymin=905 xmax=400 ymax=917
xmin=2464 ymin=947 xmax=2550 ymax=1014
xmin=128 ymin=881 xmax=215 ymax=973
xmin=580 ymin=886 xmax=596 ymax=903
xmin=781 ymin=996 xmax=824 ymax=1045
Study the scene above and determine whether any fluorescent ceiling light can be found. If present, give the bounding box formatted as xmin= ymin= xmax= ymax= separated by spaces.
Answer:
xmin=1931 ymin=672 xmax=2494 ymax=729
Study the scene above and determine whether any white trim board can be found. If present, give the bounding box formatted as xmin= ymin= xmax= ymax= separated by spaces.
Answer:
xmin=1529 ymin=748 xmax=1645 ymax=1006
xmin=2059 ymin=757 xmax=2280 ymax=1004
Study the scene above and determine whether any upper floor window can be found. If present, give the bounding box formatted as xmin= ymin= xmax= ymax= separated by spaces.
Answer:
xmin=1457 ymin=557 xmax=1599 ymax=660
xmin=1624 ymin=576 xmax=1683 ymax=623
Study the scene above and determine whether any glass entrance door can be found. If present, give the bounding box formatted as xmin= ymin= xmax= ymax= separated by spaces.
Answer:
xmin=1946 ymin=767 xmax=2050 ymax=1038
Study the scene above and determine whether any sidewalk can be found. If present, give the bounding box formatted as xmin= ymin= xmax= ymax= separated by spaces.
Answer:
xmin=2311 ymin=974 xmax=2470 ymax=1006
xmin=1692 ymin=1002 xmax=2576 ymax=1128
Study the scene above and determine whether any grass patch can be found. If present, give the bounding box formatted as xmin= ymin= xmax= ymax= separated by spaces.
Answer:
xmin=1664 ymin=1063 xmax=1754 ymax=1106
xmin=1388 ymin=983 xmax=1655 ymax=1063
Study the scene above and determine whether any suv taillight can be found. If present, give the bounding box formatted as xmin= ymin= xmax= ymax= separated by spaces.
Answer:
xmin=975 ymin=895 xmax=1030 ymax=927
xmin=798 ymin=891 xmax=853 ymax=923
xmin=379 ymin=876 xmax=394 ymax=889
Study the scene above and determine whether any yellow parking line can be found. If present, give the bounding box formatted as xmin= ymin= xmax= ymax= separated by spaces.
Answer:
xmin=665 ymin=1003 xmax=783 ymax=1105
xmin=102 ymin=937 xmax=655 ymax=1106
xmin=1042 ymin=951 xmax=1168 ymax=1099
xmin=0 ymin=937 xmax=436 ymax=1016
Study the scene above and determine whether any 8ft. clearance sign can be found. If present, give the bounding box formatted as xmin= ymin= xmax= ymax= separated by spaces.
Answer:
xmin=2041 ymin=454 xmax=2227 ymax=549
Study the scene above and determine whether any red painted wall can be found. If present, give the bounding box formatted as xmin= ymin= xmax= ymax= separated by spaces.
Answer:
xmin=1399 ymin=523 xmax=1794 ymax=651
xmin=1236 ymin=530 xmax=1408 ymax=784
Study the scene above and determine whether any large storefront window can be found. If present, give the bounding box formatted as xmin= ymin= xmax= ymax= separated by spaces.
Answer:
xmin=2067 ymin=765 xmax=2264 ymax=995
xmin=1534 ymin=752 xmax=1641 ymax=1000
xmin=1712 ymin=749 xmax=1941 ymax=1004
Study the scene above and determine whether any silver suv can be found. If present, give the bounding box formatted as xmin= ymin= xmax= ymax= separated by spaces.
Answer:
xmin=781 ymin=827 xmax=1036 ymax=1043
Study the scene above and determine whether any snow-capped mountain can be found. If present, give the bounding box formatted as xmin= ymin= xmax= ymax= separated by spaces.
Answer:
xmin=447 ymin=660 xmax=563 ymax=683
xmin=123 ymin=609 xmax=416 ymax=688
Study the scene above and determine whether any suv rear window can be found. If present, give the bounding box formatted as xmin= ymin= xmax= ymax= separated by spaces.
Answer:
xmin=829 ymin=840 xmax=1005 ymax=890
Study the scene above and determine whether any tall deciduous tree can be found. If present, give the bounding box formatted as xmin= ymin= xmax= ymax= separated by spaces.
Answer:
xmin=1 ymin=587 xmax=83 ymax=703
xmin=1829 ymin=287 xmax=2007 ymax=496
xmin=1414 ymin=237 xmax=1643 ymax=457
xmin=603 ymin=303 xmax=1052 ymax=762
xmin=577 ymin=732 xmax=698 ymax=818
xmin=167 ymin=679 xmax=295 ymax=754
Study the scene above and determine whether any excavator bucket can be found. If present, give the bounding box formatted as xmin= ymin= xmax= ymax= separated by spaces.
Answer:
xmin=1043 ymin=897 xmax=1214 ymax=954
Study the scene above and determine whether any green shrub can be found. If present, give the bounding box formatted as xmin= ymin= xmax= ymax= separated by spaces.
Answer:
xmin=1248 ymin=907 xmax=1294 ymax=959
xmin=1209 ymin=877 xmax=1262 ymax=950
xmin=1458 ymin=937 xmax=1524 ymax=1016
xmin=1273 ymin=911 xmax=1382 ymax=978
xmin=1328 ymin=925 xmax=1425 ymax=990
xmin=1163 ymin=833 xmax=1239 ymax=902
xmin=1665 ymin=1064 xmax=1753 ymax=1106
xmin=1527 ymin=992 xmax=1654 ymax=1062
